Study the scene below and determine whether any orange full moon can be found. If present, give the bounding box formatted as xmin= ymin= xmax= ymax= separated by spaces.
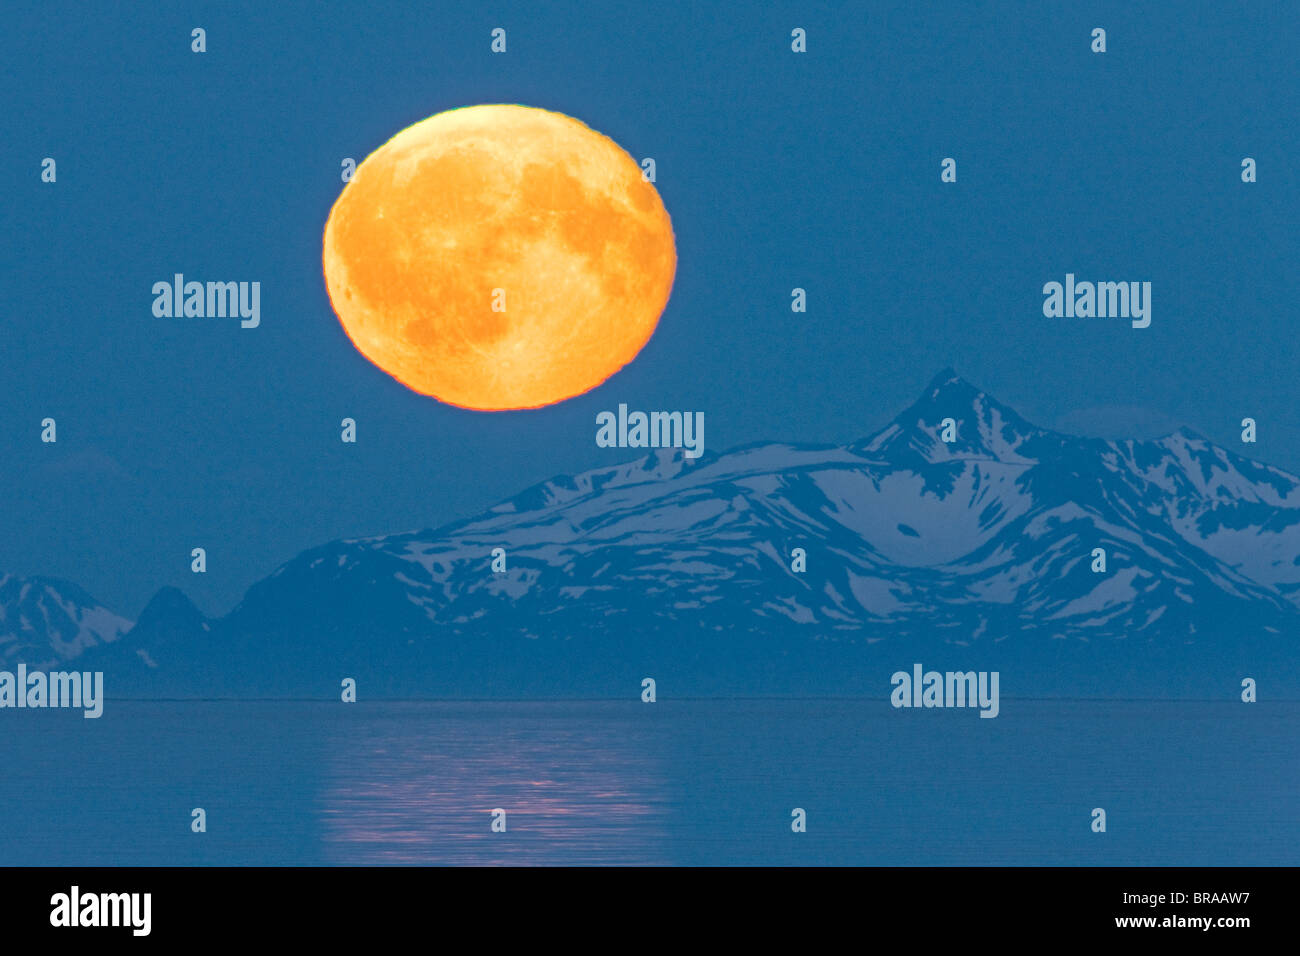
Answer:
xmin=322 ymin=104 xmax=677 ymax=410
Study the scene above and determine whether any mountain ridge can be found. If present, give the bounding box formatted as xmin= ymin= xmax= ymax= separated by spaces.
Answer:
xmin=9 ymin=371 xmax=1299 ymax=698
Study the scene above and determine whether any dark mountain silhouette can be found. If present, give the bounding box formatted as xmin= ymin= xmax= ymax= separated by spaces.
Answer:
xmin=98 ymin=587 xmax=209 ymax=672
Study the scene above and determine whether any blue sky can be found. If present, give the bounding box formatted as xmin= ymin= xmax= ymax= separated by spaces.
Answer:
xmin=3 ymin=0 xmax=1297 ymax=615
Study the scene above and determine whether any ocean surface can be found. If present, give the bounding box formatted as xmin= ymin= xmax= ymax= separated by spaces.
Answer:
xmin=2 ymin=699 xmax=1295 ymax=866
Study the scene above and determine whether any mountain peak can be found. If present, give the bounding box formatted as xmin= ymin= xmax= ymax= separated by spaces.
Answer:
xmin=135 ymin=586 xmax=204 ymax=628
xmin=110 ymin=585 xmax=211 ymax=670
xmin=1170 ymin=425 xmax=1208 ymax=442
xmin=0 ymin=573 xmax=132 ymax=666
xmin=856 ymin=370 xmax=1048 ymax=463
xmin=922 ymin=368 xmax=1004 ymax=405
xmin=925 ymin=366 xmax=964 ymax=390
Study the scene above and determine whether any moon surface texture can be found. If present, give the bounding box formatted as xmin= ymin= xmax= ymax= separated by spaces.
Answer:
xmin=322 ymin=104 xmax=677 ymax=410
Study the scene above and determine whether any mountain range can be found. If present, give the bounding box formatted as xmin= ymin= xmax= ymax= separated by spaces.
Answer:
xmin=7 ymin=370 xmax=1298 ymax=698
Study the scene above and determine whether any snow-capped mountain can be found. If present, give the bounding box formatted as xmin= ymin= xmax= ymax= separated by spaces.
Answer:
xmin=0 ymin=573 xmax=132 ymax=667
xmin=32 ymin=370 xmax=1300 ymax=697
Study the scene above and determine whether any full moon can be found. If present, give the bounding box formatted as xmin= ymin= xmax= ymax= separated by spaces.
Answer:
xmin=322 ymin=104 xmax=677 ymax=410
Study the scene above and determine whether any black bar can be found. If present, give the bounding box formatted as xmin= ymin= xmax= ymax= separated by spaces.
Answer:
xmin=3 ymin=866 xmax=1288 ymax=942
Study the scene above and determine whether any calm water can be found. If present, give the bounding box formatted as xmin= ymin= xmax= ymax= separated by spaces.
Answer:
xmin=2 ymin=699 xmax=1296 ymax=866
